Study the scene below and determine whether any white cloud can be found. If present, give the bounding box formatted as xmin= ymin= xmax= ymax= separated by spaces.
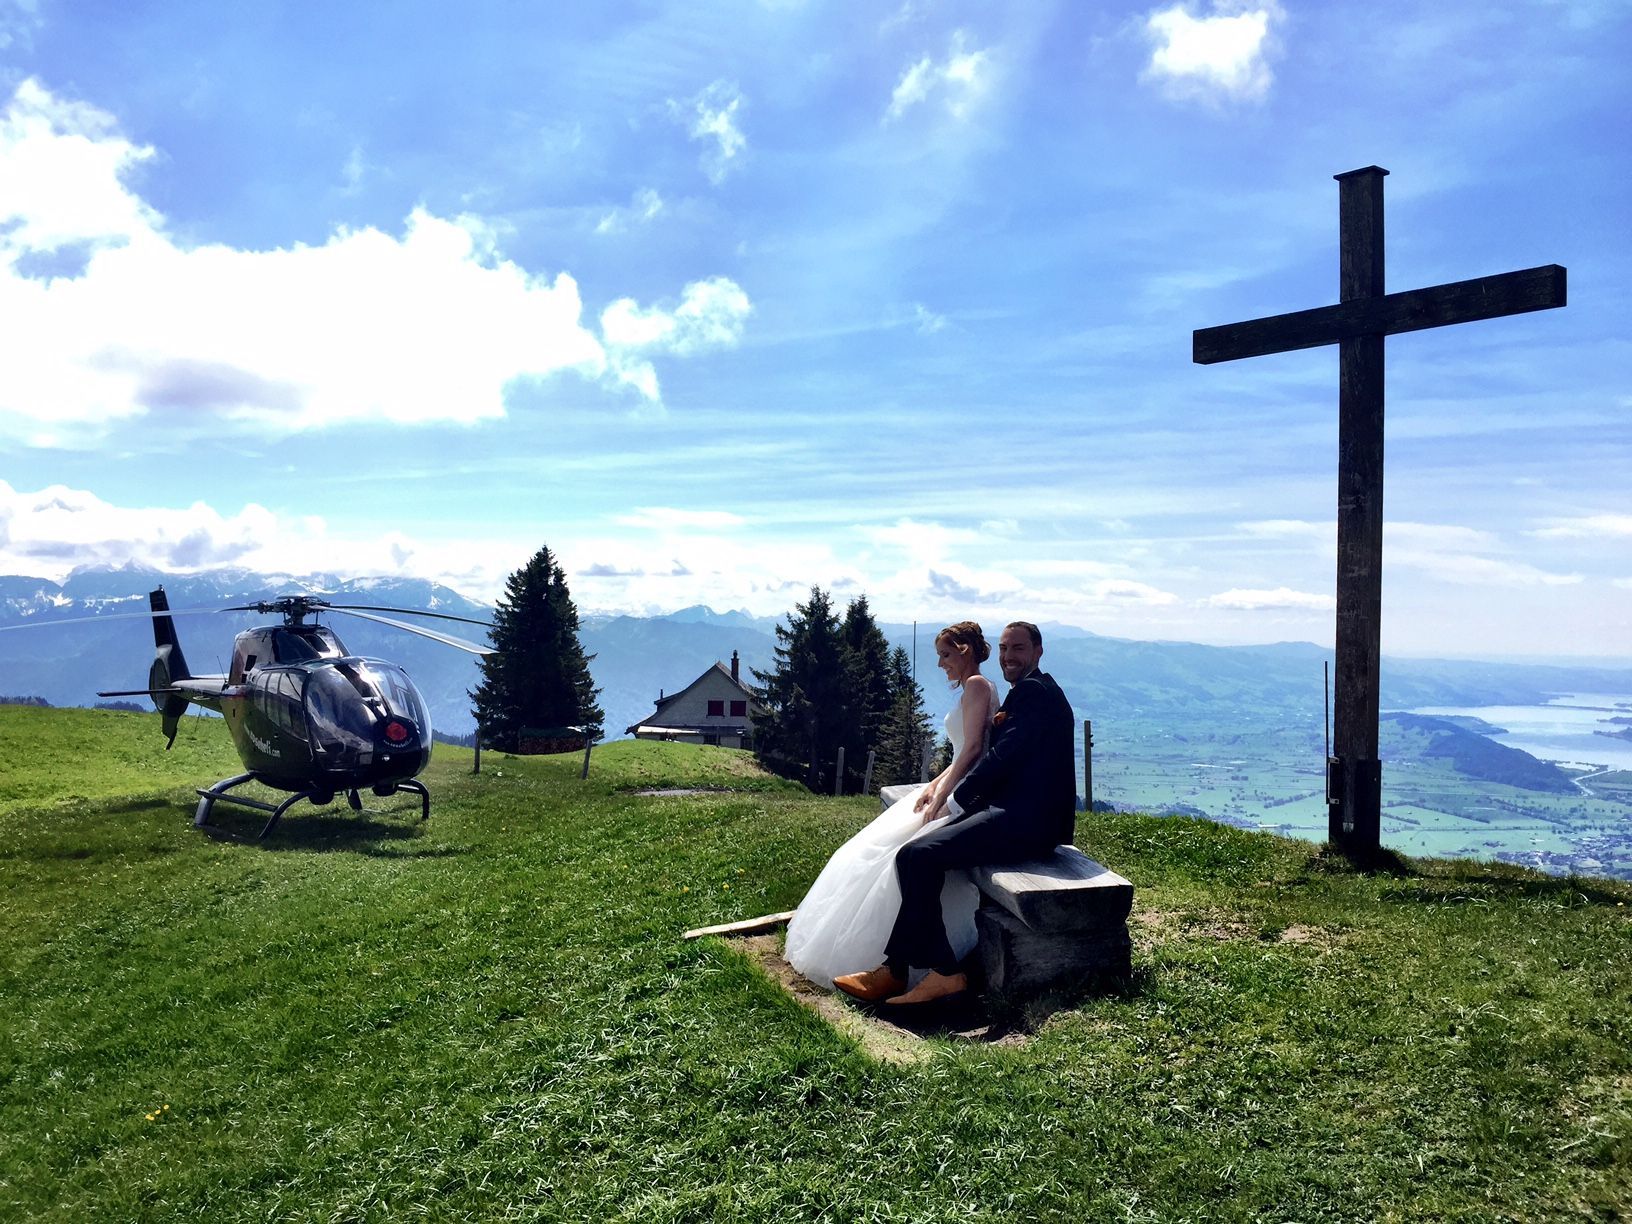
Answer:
xmin=0 ymin=0 xmax=42 ymax=51
xmin=1396 ymin=553 xmax=1583 ymax=587
xmin=1384 ymin=520 xmax=1581 ymax=587
xmin=0 ymin=78 xmax=159 ymax=251
xmin=0 ymin=80 xmax=745 ymax=437
xmin=1142 ymin=2 xmax=1279 ymax=104
xmin=1387 ymin=522 xmax=1504 ymax=551
xmin=863 ymin=518 xmax=983 ymax=561
xmin=1528 ymin=514 xmax=1632 ymax=540
xmin=340 ymin=144 xmax=370 ymax=196
xmin=927 ymin=567 xmax=1014 ymax=606
xmin=599 ymin=277 xmax=752 ymax=401
xmin=0 ymin=479 xmax=547 ymax=601
xmin=1089 ymin=579 xmax=1180 ymax=606
xmin=614 ymin=507 xmax=747 ymax=532
xmin=913 ymin=303 xmax=948 ymax=334
xmin=670 ymin=80 xmax=746 ymax=185
xmin=1237 ymin=518 xmax=1325 ymax=539
xmin=1206 ymin=586 xmax=1335 ymax=611
xmin=1 ymin=479 xmax=290 ymax=576
xmin=886 ymin=30 xmax=991 ymax=122
xmin=595 ymin=187 xmax=664 ymax=235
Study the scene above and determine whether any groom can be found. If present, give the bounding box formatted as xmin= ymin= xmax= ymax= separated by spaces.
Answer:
xmin=835 ymin=620 xmax=1077 ymax=1006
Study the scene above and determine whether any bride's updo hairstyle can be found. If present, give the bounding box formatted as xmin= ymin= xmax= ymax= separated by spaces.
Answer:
xmin=935 ymin=621 xmax=990 ymax=685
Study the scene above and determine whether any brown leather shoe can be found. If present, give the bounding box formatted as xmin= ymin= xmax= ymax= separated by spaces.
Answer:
xmin=833 ymin=965 xmax=906 ymax=1002
xmin=884 ymin=970 xmax=969 ymax=1006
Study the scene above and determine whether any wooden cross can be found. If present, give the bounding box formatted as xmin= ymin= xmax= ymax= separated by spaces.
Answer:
xmin=1193 ymin=166 xmax=1566 ymax=854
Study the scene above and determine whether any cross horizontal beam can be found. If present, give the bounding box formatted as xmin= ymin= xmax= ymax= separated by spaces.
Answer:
xmin=1193 ymin=264 xmax=1566 ymax=365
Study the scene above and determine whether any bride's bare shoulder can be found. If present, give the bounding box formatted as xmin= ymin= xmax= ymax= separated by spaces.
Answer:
xmin=963 ymin=673 xmax=995 ymax=705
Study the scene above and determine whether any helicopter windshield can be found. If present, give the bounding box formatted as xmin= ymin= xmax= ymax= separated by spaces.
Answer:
xmin=304 ymin=660 xmax=431 ymax=756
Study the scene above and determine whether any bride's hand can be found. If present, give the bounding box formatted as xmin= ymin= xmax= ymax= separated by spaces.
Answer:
xmin=923 ymin=796 xmax=950 ymax=824
xmin=914 ymin=786 xmax=937 ymax=813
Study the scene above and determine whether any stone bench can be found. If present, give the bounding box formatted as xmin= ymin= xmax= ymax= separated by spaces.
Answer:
xmin=880 ymin=784 xmax=1134 ymax=997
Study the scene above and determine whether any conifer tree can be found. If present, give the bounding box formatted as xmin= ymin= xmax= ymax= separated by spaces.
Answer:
xmin=838 ymin=595 xmax=894 ymax=790
xmin=875 ymin=646 xmax=934 ymax=787
xmin=751 ymin=586 xmax=846 ymax=790
xmin=469 ymin=545 xmax=603 ymax=751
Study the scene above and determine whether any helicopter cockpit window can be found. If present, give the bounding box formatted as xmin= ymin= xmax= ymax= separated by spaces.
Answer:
xmin=303 ymin=661 xmax=431 ymax=756
xmin=273 ymin=634 xmax=318 ymax=663
xmin=304 ymin=667 xmax=376 ymax=754
xmin=273 ymin=629 xmax=345 ymax=663
xmin=369 ymin=663 xmax=432 ymax=735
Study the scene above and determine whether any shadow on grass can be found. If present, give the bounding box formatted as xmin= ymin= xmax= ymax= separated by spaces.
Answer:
xmin=864 ymin=965 xmax=1150 ymax=1044
xmin=1301 ymin=843 xmax=1630 ymax=906
xmin=199 ymin=808 xmax=461 ymax=858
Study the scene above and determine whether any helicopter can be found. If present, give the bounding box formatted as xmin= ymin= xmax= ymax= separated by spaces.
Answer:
xmin=24 ymin=586 xmax=494 ymax=838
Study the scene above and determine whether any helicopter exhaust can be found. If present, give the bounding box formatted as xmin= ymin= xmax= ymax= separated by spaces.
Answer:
xmin=148 ymin=587 xmax=194 ymax=748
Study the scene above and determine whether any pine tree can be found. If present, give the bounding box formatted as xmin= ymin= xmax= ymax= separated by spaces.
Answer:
xmin=874 ymin=646 xmax=934 ymax=787
xmin=469 ymin=545 xmax=603 ymax=752
xmin=750 ymin=586 xmax=846 ymax=790
xmin=837 ymin=595 xmax=894 ymax=791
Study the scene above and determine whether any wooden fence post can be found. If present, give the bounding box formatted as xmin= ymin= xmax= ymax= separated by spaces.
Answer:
xmin=580 ymin=738 xmax=593 ymax=779
xmin=473 ymin=731 xmax=481 ymax=775
xmin=861 ymin=749 xmax=875 ymax=796
xmin=920 ymin=741 xmax=934 ymax=782
xmin=834 ymin=746 xmax=845 ymax=796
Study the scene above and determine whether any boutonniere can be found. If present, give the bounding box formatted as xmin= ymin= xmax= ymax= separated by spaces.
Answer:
xmin=993 ymin=711 xmax=1008 ymax=726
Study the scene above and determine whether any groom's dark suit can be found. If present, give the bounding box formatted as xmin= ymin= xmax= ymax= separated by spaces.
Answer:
xmin=884 ymin=667 xmax=1077 ymax=975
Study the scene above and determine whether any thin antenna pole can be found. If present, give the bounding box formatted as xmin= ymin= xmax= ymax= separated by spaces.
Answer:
xmin=911 ymin=620 xmax=916 ymax=687
xmin=1324 ymin=660 xmax=1331 ymax=760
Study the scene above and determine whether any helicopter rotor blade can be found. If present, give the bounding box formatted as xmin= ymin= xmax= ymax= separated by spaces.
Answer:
xmin=323 ymin=603 xmax=494 ymax=630
xmin=327 ymin=607 xmax=495 ymax=655
xmin=0 ymin=606 xmax=225 ymax=631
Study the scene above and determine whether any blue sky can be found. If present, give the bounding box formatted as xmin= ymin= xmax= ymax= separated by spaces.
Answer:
xmin=1 ymin=0 xmax=1627 ymax=658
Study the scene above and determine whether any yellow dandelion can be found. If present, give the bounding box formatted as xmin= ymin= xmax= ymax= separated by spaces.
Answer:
xmin=146 ymin=1113 xmax=155 ymax=1122
xmin=736 ymin=868 xmax=745 ymax=875
xmin=162 ymin=1104 xmax=170 ymax=1112
xmin=722 ymin=882 xmax=730 ymax=890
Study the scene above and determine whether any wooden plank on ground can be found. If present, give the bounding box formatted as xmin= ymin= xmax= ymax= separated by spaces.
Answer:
xmin=682 ymin=910 xmax=797 ymax=941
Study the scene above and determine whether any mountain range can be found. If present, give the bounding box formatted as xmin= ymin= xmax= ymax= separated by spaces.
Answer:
xmin=4 ymin=563 xmax=1630 ymax=759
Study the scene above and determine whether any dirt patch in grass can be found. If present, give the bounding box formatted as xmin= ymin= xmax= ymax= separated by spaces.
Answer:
xmin=1132 ymin=906 xmax=1343 ymax=949
xmin=630 ymin=788 xmax=732 ymax=797
xmin=1132 ymin=906 xmax=1253 ymax=943
xmin=732 ymin=934 xmax=1031 ymax=1064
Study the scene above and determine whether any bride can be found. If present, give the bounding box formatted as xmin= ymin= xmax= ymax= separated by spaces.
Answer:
xmin=784 ymin=621 xmax=999 ymax=991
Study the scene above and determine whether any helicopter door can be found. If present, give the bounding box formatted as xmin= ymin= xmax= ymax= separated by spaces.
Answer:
xmin=241 ymin=668 xmax=313 ymax=775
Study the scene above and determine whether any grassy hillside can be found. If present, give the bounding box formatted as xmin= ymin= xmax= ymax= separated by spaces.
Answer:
xmin=1 ymin=705 xmax=1629 ymax=1220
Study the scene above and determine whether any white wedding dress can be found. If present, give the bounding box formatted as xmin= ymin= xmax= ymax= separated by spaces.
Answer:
xmin=784 ymin=685 xmax=992 ymax=988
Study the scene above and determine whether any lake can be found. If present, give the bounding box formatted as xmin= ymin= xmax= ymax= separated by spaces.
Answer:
xmin=1408 ymin=692 xmax=1632 ymax=773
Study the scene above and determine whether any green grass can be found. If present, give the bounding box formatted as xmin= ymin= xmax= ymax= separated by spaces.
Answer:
xmin=2 ymin=704 xmax=1630 ymax=1220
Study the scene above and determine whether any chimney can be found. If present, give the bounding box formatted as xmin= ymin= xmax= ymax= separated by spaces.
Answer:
xmin=731 ymin=650 xmax=740 ymax=683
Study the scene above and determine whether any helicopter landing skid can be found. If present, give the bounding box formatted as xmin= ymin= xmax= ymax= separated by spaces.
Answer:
xmin=194 ymin=774 xmax=432 ymax=839
xmin=387 ymin=778 xmax=432 ymax=822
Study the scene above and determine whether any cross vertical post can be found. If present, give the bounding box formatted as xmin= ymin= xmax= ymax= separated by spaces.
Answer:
xmin=1193 ymin=166 xmax=1565 ymax=860
xmin=1333 ymin=166 xmax=1387 ymax=847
